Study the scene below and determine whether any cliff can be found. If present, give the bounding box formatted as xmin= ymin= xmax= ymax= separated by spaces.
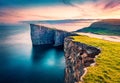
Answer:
xmin=54 ymin=30 xmax=72 ymax=46
xmin=30 ymin=24 xmax=77 ymax=46
xmin=30 ymin=24 xmax=55 ymax=45
xmin=30 ymin=23 xmax=101 ymax=83
xmin=64 ymin=37 xmax=101 ymax=83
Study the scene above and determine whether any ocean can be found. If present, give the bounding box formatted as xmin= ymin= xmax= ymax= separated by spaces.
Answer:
xmin=0 ymin=24 xmax=65 ymax=83
xmin=0 ymin=20 xmax=94 ymax=83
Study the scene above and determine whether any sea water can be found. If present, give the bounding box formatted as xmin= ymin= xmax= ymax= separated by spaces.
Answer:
xmin=0 ymin=24 xmax=65 ymax=83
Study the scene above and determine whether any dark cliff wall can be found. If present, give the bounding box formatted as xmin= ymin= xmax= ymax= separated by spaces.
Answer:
xmin=30 ymin=24 xmax=101 ymax=83
xmin=64 ymin=37 xmax=101 ymax=83
xmin=54 ymin=30 xmax=74 ymax=46
xmin=30 ymin=24 xmax=55 ymax=45
xmin=30 ymin=24 xmax=76 ymax=46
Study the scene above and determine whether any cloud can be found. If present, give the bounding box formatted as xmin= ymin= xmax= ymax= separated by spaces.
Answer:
xmin=103 ymin=0 xmax=120 ymax=9
xmin=0 ymin=11 xmax=21 ymax=17
xmin=0 ymin=0 xmax=119 ymax=9
xmin=63 ymin=0 xmax=120 ymax=10
xmin=0 ymin=0 xmax=120 ymax=24
xmin=62 ymin=0 xmax=76 ymax=6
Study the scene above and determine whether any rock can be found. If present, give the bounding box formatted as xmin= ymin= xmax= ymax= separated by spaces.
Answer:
xmin=30 ymin=24 xmax=55 ymax=45
xmin=30 ymin=24 xmax=77 ymax=46
xmin=64 ymin=37 xmax=101 ymax=83
xmin=30 ymin=23 xmax=101 ymax=83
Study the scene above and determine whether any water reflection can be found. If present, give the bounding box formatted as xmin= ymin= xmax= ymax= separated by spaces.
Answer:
xmin=31 ymin=45 xmax=65 ymax=67
xmin=30 ymin=45 xmax=65 ymax=83
xmin=0 ymin=44 xmax=65 ymax=83
xmin=0 ymin=24 xmax=65 ymax=83
xmin=31 ymin=45 xmax=52 ymax=62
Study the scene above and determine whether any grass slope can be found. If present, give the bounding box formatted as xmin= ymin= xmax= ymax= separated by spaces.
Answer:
xmin=72 ymin=35 xmax=120 ymax=83
xmin=77 ymin=26 xmax=120 ymax=36
xmin=76 ymin=19 xmax=120 ymax=36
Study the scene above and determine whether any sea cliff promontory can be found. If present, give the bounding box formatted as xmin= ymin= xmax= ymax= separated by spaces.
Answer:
xmin=30 ymin=24 xmax=77 ymax=46
xmin=30 ymin=24 xmax=101 ymax=83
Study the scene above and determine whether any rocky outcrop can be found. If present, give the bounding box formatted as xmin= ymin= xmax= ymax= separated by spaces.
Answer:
xmin=64 ymin=37 xmax=101 ymax=83
xmin=30 ymin=24 xmax=55 ymax=45
xmin=30 ymin=24 xmax=77 ymax=46
xmin=54 ymin=30 xmax=74 ymax=46
xmin=30 ymin=23 xmax=101 ymax=83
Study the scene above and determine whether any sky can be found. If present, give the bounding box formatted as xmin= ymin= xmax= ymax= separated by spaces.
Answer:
xmin=0 ymin=0 xmax=120 ymax=24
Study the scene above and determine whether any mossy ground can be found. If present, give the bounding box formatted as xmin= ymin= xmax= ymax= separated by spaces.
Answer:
xmin=72 ymin=35 xmax=120 ymax=83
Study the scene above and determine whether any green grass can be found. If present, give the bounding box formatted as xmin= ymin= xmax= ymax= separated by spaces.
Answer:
xmin=72 ymin=35 xmax=120 ymax=83
xmin=77 ymin=26 xmax=120 ymax=36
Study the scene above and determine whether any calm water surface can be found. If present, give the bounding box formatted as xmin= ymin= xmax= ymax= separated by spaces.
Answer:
xmin=0 ymin=24 xmax=65 ymax=83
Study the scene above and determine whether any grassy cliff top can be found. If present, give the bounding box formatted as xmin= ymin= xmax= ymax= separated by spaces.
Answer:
xmin=72 ymin=35 xmax=120 ymax=83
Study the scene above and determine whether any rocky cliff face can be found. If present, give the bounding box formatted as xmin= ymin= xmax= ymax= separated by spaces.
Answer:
xmin=54 ymin=30 xmax=74 ymax=46
xmin=30 ymin=24 xmax=101 ymax=83
xmin=30 ymin=24 xmax=55 ymax=45
xmin=30 ymin=24 xmax=77 ymax=46
xmin=64 ymin=37 xmax=101 ymax=83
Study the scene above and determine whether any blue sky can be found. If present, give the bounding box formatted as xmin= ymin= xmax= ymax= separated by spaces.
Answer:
xmin=0 ymin=0 xmax=62 ymax=8
xmin=0 ymin=0 xmax=92 ymax=8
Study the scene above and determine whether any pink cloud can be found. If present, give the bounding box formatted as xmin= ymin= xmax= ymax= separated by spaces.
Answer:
xmin=103 ymin=0 xmax=120 ymax=9
xmin=0 ymin=0 xmax=120 ymax=24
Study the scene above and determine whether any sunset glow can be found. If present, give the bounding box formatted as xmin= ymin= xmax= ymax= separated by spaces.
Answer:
xmin=0 ymin=0 xmax=120 ymax=24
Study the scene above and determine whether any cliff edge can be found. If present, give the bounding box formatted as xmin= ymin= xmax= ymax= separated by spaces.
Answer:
xmin=64 ymin=37 xmax=101 ymax=83
xmin=30 ymin=24 xmax=77 ymax=46
xmin=30 ymin=24 xmax=101 ymax=83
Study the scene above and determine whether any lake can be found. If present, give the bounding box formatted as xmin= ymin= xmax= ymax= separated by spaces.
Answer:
xmin=0 ymin=24 xmax=65 ymax=83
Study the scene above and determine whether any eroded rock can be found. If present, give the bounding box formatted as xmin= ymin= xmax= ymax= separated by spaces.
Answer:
xmin=64 ymin=37 xmax=101 ymax=83
xmin=30 ymin=24 xmax=77 ymax=46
